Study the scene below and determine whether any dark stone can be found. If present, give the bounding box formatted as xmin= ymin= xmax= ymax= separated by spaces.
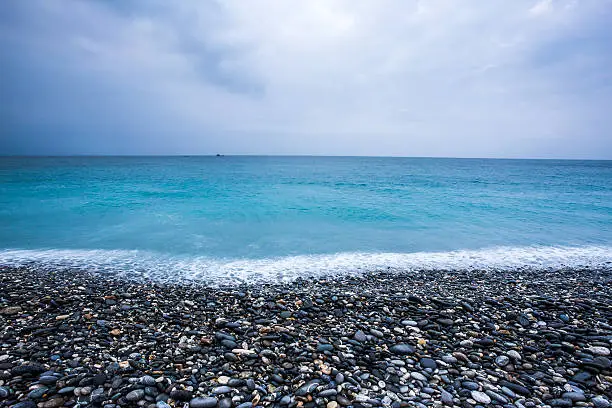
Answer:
xmin=12 ymin=364 xmax=45 ymax=376
xmin=170 ymin=389 xmax=193 ymax=401
xmin=420 ymin=358 xmax=437 ymax=369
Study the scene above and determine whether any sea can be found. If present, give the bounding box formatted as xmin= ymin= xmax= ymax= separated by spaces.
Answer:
xmin=1 ymin=156 xmax=611 ymax=284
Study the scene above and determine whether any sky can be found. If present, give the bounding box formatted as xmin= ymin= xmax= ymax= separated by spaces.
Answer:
xmin=1 ymin=0 xmax=612 ymax=158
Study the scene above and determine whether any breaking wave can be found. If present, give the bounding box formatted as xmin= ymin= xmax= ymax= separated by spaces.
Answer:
xmin=0 ymin=245 xmax=610 ymax=285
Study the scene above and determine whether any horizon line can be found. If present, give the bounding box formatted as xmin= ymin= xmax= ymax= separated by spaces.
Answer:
xmin=0 ymin=154 xmax=611 ymax=161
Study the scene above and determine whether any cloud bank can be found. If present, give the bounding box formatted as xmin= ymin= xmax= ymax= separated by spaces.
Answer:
xmin=1 ymin=0 xmax=611 ymax=158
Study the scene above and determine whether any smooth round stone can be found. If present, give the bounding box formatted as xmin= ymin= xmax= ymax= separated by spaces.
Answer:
xmin=217 ymin=376 xmax=230 ymax=385
xmin=170 ymin=389 xmax=193 ymax=401
xmin=471 ymin=390 xmax=491 ymax=405
xmin=588 ymin=346 xmax=610 ymax=356
xmin=420 ymin=358 xmax=437 ymax=369
xmin=190 ymin=397 xmax=218 ymax=408
xmin=38 ymin=376 xmax=58 ymax=385
xmin=572 ymin=371 xmax=592 ymax=383
xmin=518 ymin=314 xmax=530 ymax=326
xmin=213 ymin=386 xmax=232 ymax=394
xmin=475 ymin=338 xmax=494 ymax=347
xmin=410 ymin=372 xmax=427 ymax=382
xmin=390 ymin=344 xmax=415 ymax=355
xmin=327 ymin=402 xmax=338 ymax=408
xmin=562 ymin=392 xmax=586 ymax=402
xmin=223 ymin=352 xmax=237 ymax=362
xmin=592 ymin=396 xmax=611 ymax=408
xmin=370 ymin=328 xmax=384 ymax=338
xmin=156 ymin=402 xmax=171 ymax=408
xmin=462 ymin=381 xmax=480 ymax=391
xmin=140 ymin=375 xmax=156 ymax=386
xmin=317 ymin=343 xmax=334 ymax=352
xmin=507 ymin=350 xmax=521 ymax=361
xmin=442 ymin=355 xmax=457 ymax=364
xmin=440 ymin=389 xmax=453 ymax=405
xmin=0 ymin=386 xmax=9 ymax=398
xmin=126 ymin=389 xmax=145 ymax=401
xmin=486 ymin=390 xmax=508 ymax=404
xmin=353 ymin=330 xmax=367 ymax=342
xmin=28 ymin=387 xmax=48 ymax=399
xmin=495 ymin=355 xmax=510 ymax=367
xmin=57 ymin=387 xmax=75 ymax=395
xmin=318 ymin=389 xmax=337 ymax=397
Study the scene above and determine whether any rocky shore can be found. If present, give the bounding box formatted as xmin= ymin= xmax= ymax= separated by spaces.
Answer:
xmin=1 ymin=266 xmax=611 ymax=408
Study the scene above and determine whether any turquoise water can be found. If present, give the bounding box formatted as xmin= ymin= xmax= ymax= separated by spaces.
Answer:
xmin=1 ymin=156 xmax=611 ymax=283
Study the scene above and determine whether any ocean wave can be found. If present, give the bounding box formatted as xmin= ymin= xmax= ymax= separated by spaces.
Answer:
xmin=0 ymin=245 xmax=610 ymax=285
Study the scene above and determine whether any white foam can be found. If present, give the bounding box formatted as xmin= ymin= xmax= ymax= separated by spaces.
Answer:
xmin=0 ymin=245 xmax=610 ymax=285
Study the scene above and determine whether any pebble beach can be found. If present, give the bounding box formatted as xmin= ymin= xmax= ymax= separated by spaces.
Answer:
xmin=1 ymin=266 xmax=611 ymax=408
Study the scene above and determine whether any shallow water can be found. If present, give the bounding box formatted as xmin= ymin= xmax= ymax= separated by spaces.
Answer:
xmin=1 ymin=156 xmax=611 ymax=283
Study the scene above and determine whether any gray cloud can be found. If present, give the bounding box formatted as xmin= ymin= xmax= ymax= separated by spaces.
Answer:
xmin=1 ymin=0 xmax=612 ymax=158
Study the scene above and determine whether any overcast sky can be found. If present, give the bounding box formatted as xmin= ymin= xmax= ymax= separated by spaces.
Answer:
xmin=1 ymin=0 xmax=611 ymax=158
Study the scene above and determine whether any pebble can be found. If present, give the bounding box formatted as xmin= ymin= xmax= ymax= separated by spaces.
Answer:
xmin=28 ymin=387 xmax=48 ymax=399
xmin=592 ymin=396 xmax=611 ymax=408
xmin=507 ymin=350 xmax=521 ymax=360
xmin=589 ymin=346 xmax=610 ymax=356
xmin=420 ymin=357 xmax=437 ymax=369
xmin=190 ymin=397 xmax=219 ymax=408
xmin=126 ymin=389 xmax=145 ymax=401
xmin=471 ymin=390 xmax=492 ymax=404
xmin=390 ymin=344 xmax=415 ymax=355
xmin=495 ymin=355 xmax=510 ymax=367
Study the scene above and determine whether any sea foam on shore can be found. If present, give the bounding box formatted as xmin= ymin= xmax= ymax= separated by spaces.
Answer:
xmin=0 ymin=245 xmax=610 ymax=285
